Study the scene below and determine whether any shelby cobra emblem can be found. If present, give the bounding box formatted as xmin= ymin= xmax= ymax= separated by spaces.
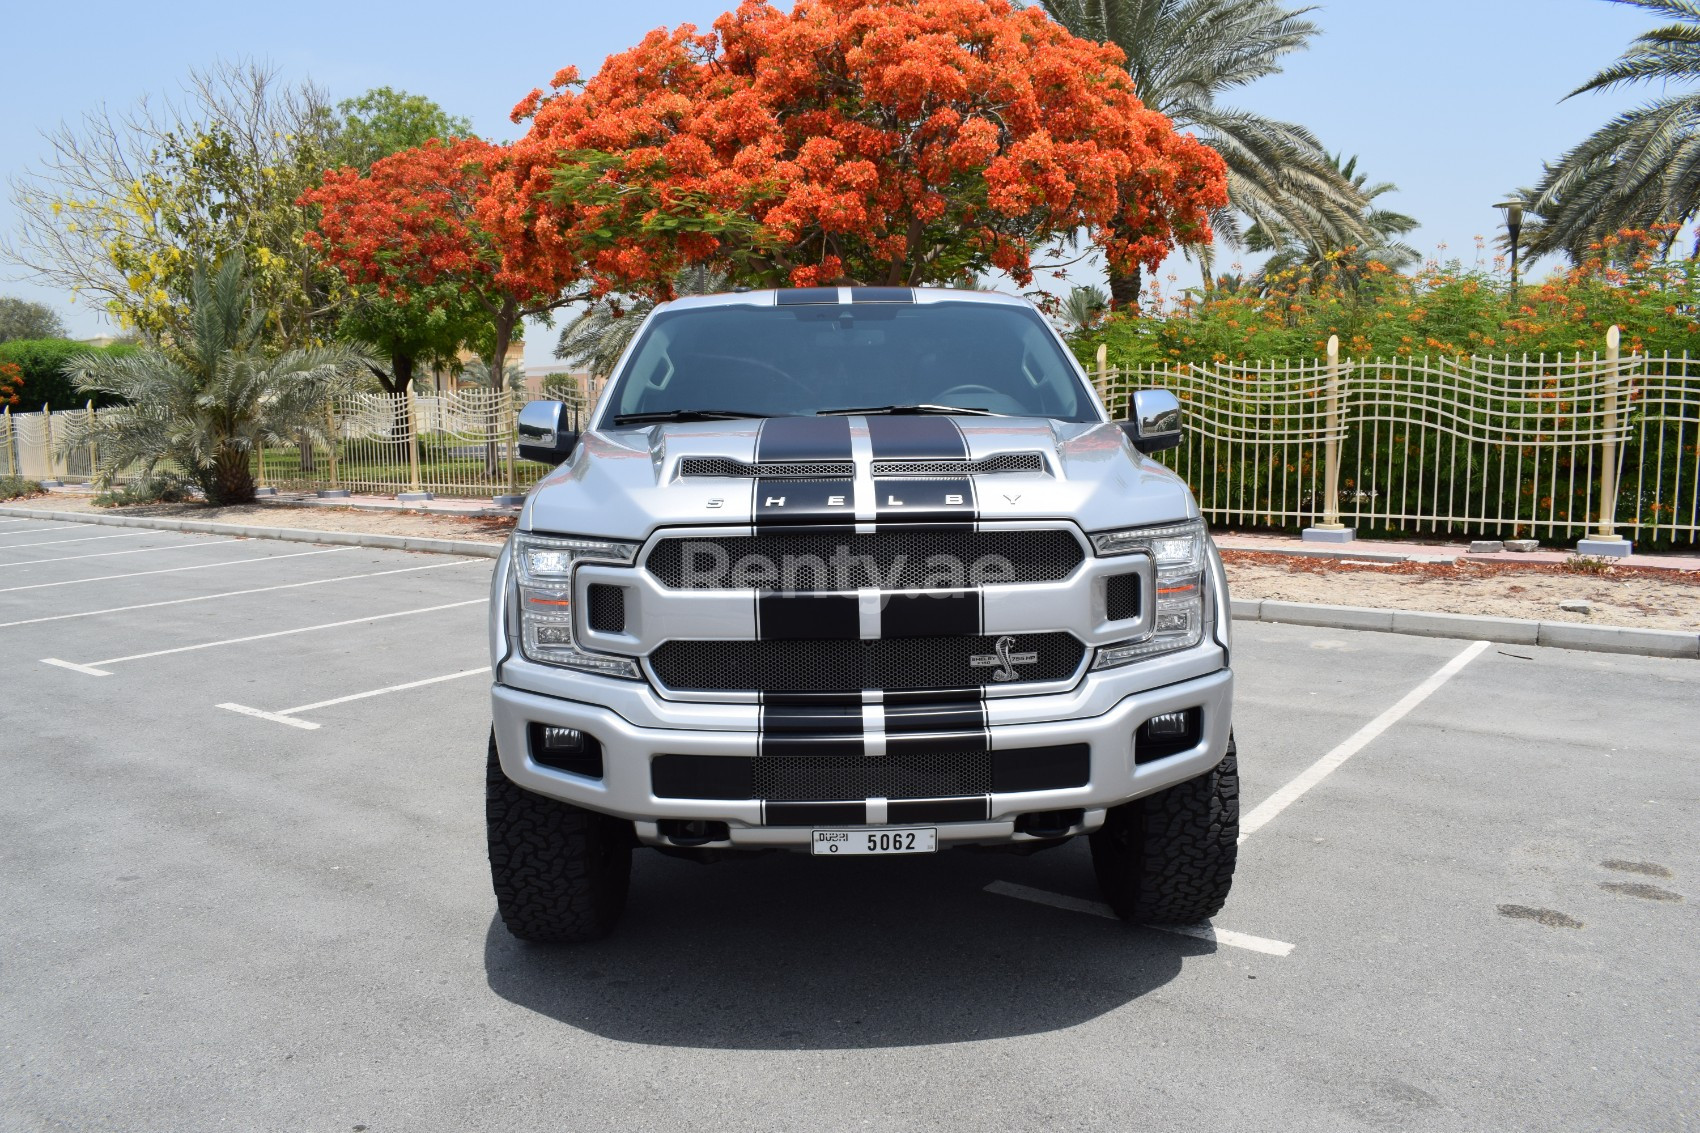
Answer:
xmin=969 ymin=635 xmax=1040 ymax=682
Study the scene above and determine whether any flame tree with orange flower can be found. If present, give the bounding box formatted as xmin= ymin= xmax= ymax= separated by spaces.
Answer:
xmin=482 ymin=0 xmax=1228 ymax=299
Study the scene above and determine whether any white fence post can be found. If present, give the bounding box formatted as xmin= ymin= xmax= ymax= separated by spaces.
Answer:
xmin=1095 ymin=343 xmax=1109 ymax=408
xmin=1302 ymin=335 xmax=1352 ymax=542
xmin=1578 ymin=325 xmax=1633 ymax=557
xmin=3 ymin=405 xmax=13 ymax=479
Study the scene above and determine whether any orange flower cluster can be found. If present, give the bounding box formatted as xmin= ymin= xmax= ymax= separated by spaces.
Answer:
xmin=484 ymin=0 xmax=1226 ymax=293
xmin=0 ymin=361 xmax=21 ymax=407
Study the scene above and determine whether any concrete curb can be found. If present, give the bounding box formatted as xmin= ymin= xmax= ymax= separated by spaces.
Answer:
xmin=0 ymin=506 xmax=503 ymax=560
xmin=1233 ymin=598 xmax=1698 ymax=659
xmin=4 ymin=507 xmax=1693 ymax=659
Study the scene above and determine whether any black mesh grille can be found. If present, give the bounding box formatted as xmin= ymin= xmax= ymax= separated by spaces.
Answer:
xmin=1106 ymin=573 xmax=1140 ymax=621
xmin=680 ymin=457 xmax=855 ymax=478
xmin=646 ymin=529 xmax=1083 ymax=591
xmin=871 ymin=453 xmax=1045 ymax=476
xmin=648 ymin=632 xmax=1085 ymax=693
xmin=755 ymin=751 xmax=992 ymax=801
xmin=587 ymin=584 xmax=625 ymax=633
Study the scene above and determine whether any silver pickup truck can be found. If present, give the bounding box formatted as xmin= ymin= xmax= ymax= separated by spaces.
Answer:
xmin=486 ymin=287 xmax=1237 ymax=942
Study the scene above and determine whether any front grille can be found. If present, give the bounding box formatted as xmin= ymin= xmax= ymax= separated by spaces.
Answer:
xmin=871 ymin=453 xmax=1045 ymax=476
xmin=1106 ymin=573 xmax=1139 ymax=621
xmin=648 ymin=632 xmax=1085 ymax=693
xmin=680 ymin=457 xmax=855 ymax=478
xmin=646 ymin=529 xmax=1083 ymax=591
xmin=756 ymin=751 xmax=992 ymax=801
xmin=587 ymin=584 xmax=625 ymax=633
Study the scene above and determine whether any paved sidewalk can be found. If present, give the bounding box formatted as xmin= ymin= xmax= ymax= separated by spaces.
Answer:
xmin=1214 ymin=530 xmax=1700 ymax=572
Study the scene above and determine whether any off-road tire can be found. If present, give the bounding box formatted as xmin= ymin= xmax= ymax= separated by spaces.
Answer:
xmin=1090 ymin=737 xmax=1239 ymax=924
xmin=486 ymin=732 xmax=632 ymax=943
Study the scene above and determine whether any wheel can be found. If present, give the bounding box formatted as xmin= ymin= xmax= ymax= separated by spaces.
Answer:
xmin=486 ymin=730 xmax=632 ymax=943
xmin=1090 ymin=736 xmax=1239 ymax=924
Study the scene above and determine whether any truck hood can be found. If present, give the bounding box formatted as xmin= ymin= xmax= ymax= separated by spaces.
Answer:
xmin=519 ymin=415 xmax=1198 ymax=541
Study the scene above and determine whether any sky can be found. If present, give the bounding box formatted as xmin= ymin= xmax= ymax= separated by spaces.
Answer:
xmin=0 ymin=0 xmax=1661 ymax=368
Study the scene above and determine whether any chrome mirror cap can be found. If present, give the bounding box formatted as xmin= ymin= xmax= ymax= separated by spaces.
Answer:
xmin=1121 ymin=389 xmax=1183 ymax=454
xmin=517 ymin=401 xmax=579 ymax=466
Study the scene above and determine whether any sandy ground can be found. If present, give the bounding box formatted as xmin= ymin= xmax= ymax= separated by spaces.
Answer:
xmin=6 ymin=489 xmax=1697 ymax=630
xmin=2 ymin=493 xmax=515 ymax=544
xmin=1223 ymin=551 xmax=1700 ymax=631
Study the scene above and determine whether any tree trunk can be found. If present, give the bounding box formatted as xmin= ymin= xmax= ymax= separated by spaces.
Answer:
xmin=1108 ymin=263 xmax=1143 ymax=312
xmin=487 ymin=304 xmax=519 ymax=479
xmin=389 ymin=353 xmax=416 ymax=444
xmin=208 ymin=443 xmax=255 ymax=506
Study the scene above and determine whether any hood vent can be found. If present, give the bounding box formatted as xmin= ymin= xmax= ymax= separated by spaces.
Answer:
xmin=679 ymin=452 xmax=1046 ymax=478
xmin=681 ymin=457 xmax=855 ymax=478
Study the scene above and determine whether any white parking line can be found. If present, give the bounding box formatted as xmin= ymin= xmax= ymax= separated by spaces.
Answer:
xmin=0 ymin=522 xmax=91 ymax=537
xmin=4 ymin=538 xmax=238 ymax=567
xmin=0 ymin=558 xmax=482 ymax=629
xmin=0 ymin=531 xmax=149 ymax=549
xmin=983 ymin=881 xmax=1296 ymax=956
xmin=0 ymin=547 xmax=349 ymax=593
xmin=1238 ymin=639 xmax=1491 ymax=843
xmin=41 ymin=599 xmax=484 ymax=675
xmin=217 ymin=666 xmax=491 ymax=730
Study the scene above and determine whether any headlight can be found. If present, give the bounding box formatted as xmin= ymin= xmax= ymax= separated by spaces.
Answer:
xmin=1090 ymin=518 xmax=1207 ymax=667
xmin=513 ymin=533 xmax=641 ymax=678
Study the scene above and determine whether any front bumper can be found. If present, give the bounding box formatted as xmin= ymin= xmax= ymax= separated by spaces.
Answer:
xmin=491 ymin=666 xmax=1232 ymax=850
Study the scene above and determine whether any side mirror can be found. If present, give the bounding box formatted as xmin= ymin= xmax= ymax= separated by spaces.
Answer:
xmin=1119 ymin=389 xmax=1183 ymax=455
xmin=517 ymin=400 xmax=580 ymax=466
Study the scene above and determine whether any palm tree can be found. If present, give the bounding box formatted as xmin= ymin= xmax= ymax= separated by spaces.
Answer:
xmin=1245 ymin=153 xmax=1420 ymax=286
xmin=1527 ymin=0 xmax=1700 ymax=261
xmin=555 ymin=264 xmax=730 ymax=377
xmin=66 ymin=257 xmax=368 ymax=505
xmin=1060 ymin=285 xmax=1110 ymax=333
xmin=1034 ymin=0 xmax=1370 ymax=307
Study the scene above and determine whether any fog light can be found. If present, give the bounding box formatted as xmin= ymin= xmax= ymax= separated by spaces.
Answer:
xmin=1145 ymin=711 xmax=1190 ymax=738
xmin=528 ymin=723 xmax=603 ymax=778
xmin=1135 ymin=708 xmax=1201 ymax=764
xmin=540 ymin=726 xmax=585 ymax=752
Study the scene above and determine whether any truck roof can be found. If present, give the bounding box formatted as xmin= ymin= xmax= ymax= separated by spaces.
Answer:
xmin=655 ymin=286 xmax=1032 ymax=314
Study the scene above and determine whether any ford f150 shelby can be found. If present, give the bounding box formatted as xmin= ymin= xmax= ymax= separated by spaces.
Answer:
xmin=487 ymin=286 xmax=1237 ymax=942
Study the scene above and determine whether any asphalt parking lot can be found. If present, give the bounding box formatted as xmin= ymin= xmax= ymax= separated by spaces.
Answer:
xmin=1 ymin=514 xmax=1695 ymax=1132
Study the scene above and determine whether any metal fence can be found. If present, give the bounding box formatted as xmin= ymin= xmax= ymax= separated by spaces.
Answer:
xmin=1094 ymin=327 xmax=1700 ymax=550
xmin=6 ymin=345 xmax=1697 ymax=548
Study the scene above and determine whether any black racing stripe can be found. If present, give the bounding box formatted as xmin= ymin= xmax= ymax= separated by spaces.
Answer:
xmin=886 ymin=730 xmax=986 ymax=756
xmin=774 ymin=288 xmax=841 ymax=306
xmin=756 ymin=415 xmax=853 ymax=461
xmin=873 ymin=477 xmax=976 ymax=526
xmin=990 ymin=744 xmax=1091 ymax=793
xmin=865 ymin=415 xmax=968 ymax=459
xmin=651 ymin=755 xmax=754 ymax=801
xmin=879 ymin=591 xmax=980 ymax=637
xmin=754 ymin=477 xmax=855 ymax=528
xmin=756 ymin=594 xmax=859 ymax=640
xmin=889 ymin=797 xmax=989 ymax=823
xmin=766 ymin=800 xmax=867 ymax=825
xmin=849 ymin=286 xmax=914 ymax=304
xmin=759 ymin=702 xmax=863 ymax=757
xmin=884 ymin=701 xmax=988 ymax=734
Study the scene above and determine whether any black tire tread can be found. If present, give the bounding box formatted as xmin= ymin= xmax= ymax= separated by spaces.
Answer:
xmin=486 ymin=733 xmax=632 ymax=943
xmin=1091 ymin=738 xmax=1239 ymax=925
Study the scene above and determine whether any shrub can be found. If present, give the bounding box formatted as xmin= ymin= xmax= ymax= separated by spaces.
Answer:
xmin=0 ymin=338 xmax=136 ymax=410
xmin=92 ymin=473 xmax=197 ymax=507
xmin=0 ymin=475 xmax=44 ymax=501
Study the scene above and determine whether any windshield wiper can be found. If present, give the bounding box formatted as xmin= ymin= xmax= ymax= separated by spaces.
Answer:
xmin=815 ymin=403 xmax=1004 ymax=417
xmin=612 ymin=409 xmax=772 ymax=425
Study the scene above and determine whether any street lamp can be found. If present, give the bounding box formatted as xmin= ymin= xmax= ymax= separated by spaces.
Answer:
xmin=1495 ymin=199 xmax=1525 ymax=295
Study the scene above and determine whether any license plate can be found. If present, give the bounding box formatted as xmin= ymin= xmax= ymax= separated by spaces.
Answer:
xmin=811 ymin=828 xmax=937 ymax=856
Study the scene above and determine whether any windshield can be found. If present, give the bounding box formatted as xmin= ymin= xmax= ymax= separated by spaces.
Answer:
xmin=603 ymin=299 xmax=1097 ymax=423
